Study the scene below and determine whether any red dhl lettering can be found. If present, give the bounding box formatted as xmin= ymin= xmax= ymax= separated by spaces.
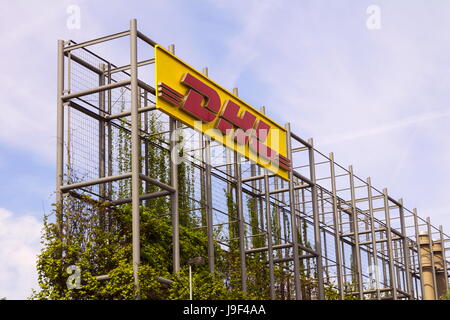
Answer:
xmin=157 ymin=73 xmax=291 ymax=171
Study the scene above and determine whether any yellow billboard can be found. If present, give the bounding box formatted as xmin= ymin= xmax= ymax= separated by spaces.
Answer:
xmin=154 ymin=45 xmax=290 ymax=180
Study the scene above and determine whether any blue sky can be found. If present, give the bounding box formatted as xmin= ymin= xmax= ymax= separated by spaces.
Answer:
xmin=1 ymin=0 xmax=450 ymax=299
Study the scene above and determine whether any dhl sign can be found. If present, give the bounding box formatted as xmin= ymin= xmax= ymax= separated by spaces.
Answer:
xmin=154 ymin=45 xmax=291 ymax=180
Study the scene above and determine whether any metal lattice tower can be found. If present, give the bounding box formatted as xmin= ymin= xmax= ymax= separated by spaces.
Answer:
xmin=56 ymin=19 xmax=450 ymax=300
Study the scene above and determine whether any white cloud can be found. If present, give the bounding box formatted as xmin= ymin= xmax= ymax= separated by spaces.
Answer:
xmin=0 ymin=208 xmax=42 ymax=300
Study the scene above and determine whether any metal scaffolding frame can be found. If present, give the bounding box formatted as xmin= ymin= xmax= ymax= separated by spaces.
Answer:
xmin=56 ymin=19 xmax=450 ymax=300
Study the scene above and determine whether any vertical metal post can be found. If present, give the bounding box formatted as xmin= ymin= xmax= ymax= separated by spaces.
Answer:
xmin=168 ymin=43 xmax=180 ymax=275
xmin=170 ymin=116 xmax=180 ymax=274
xmin=258 ymin=167 xmax=265 ymax=246
xmin=412 ymin=208 xmax=425 ymax=299
xmin=130 ymin=19 xmax=141 ymax=298
xmin=98 ymin=64 xmax=107 ymax=231
xmin=189 ymin=265 xmax=193 ymax=300
xmin=99 ymin=64 xmax=106 ymax=199
xmin=393 ymin=240 xmax=402 ymax=291
xmin=274 ymin=177 xmax=283 ymax=293
xmin=398 ymin=199 xmax=413 ymax=299
xmin=285 ymin=123 xmax=302 ymax=300
xmin=107 ymin=63 xmax=113 ymax=202
xmin=198 ymin=99 xmax=206 ymax=227
xmin=235 ymin=154 xmax=247 ymax=293
xmin=67 ymin=52 xmax=72 ymax=184
xmin=98 ymin=63 xmax=106 ymax=229
xmin=348 ymin=166 xmax=363 ymax=299
xmin=439 ymin=225 xmax=449 ymax=293
xmin=56 ymin=39 xmax=65 ymax=238
xmin=380 ymin=241 xmax=388 ymax=289
xmin=258 ymin=105 xmax=275 ymax=299
xmin=364 ymin=216 xmax=371 ymax=272
xmin=232 ymin=87 xmax=247 ymax=293
xmin=276 ymin=178 xmax=282 ymax=246
xmin=250 ymin=163 xmax=260 ymax=236
xmin=329 ymin=153 xmax=344 ymax=300
xmin=202 ymin=67 xmax=214 ymax=274
xmin=264 ymin=169 xmax=276 ymax=299
xmin=67 ymin=52 xmax=71 ymax=93
xmin=382 ymin=188 xmax=397 ymax=299
xmin=205 ymin=136 xmax=214 ymax=273
xmin=66 ymin=52 xmax=72 ymax=184
xmin=226 ymin=149 xmax=232 ymax=193
xmin=366 ymin=177 xmax=381 ymax=300
xmin=426 ymin=217 xmax=438 ymax=299
xmin=308 ymin=139 xmax=324 ymax=299
xmin=144 ymin=90 xmax=149 ymax=195
xmin=258 ymin=106 xmax=267 ymax=248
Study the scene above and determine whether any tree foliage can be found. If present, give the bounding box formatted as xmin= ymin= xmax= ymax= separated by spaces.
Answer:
xmin=440 ymin=288 xmax=450 ymax=300
xmin=32 ymin=113 xmax=251 ymax=300
xmin=33 ymin=111 xmax=352 ymax=300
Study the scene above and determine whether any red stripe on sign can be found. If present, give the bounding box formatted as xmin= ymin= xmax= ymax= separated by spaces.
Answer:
xmin=278 ymin=155 xmax=291 ymax=165
xmin=279 ymin=162 xmax=291 ymax=171
xmin=159 ymin=91 xmax=182 ymax=106
xmin=277 ymin=155 xmax=291 ymax=171
xmin=158 ymin=82 xmax=184 ymax=99
xmin=159 ymin=86 xmax=184 ymax=104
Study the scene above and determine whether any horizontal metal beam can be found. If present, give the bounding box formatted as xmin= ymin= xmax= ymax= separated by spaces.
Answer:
xmin=359 ymin=237 xmax=402 ymax=246
xmin=67 ymin=190 xmax=103 ymax=206
xmin=60 ymin=173 xmax=132 ymax=193
xmin=68 ymin=101 xmax=106 ymax=122
xmin=259 ymin=183 xmax=310 ymax=196
xmin=95 ymin=274 xmax=173 ymax=287
xmin=290 ymin=132 xmax=312 ymax=148
xmin=269 ymin=254 xmax=316 ymax=264
xmin=138 ymin=80 xmax=156 ymax=95
xmin=64 ymin=30 xmax=130 ymax=51
xmin=108 ymin=190 xmax=171 ymax=206
xmin=246 ymin=243 xmax=293 ymax=254
xmin=387 ymin=195 xmax=403 ymax=207
xmin=359 ymin=205 xmax=399 ymax=214
xmin=107 ymin=105 xmax=156 ymax=121
xmin=341 ymin=227 xmax=386 ymax=237
xmin=349 ymin=194 xmax=385 ymax=203
xmin=245 ymin=242 xmax=317 ymax=256
xmin=242 ymin=174 xmax=265 ymax=183
xmin=66 ymin=52 xmax=102 ymax=75
xmin=62 ymin=80 xmax=131 ymax=101
xmin=108 ymin=58 xmax=155 ymax=75
xmin=292 ymin=146 xmax=309 ymax=153
xmin=292 ymin=170 xmax=313 ymax=185
xmin=137 ymin=31 xmax=158 ymax=46
xmin=139 ymin=174 xmax=176 ymax=193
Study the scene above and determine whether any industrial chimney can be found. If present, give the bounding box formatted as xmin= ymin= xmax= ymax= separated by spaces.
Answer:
xmin=419 ymin=231 xmax=448 ymax=299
